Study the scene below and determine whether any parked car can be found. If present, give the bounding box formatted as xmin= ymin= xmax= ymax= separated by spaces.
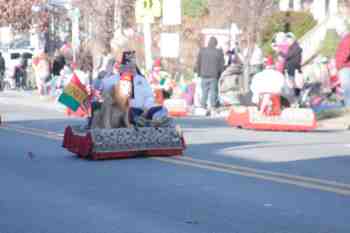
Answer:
xmin=9 ymin=39 xmax=35 ymax=51
xmin=1 ymin=50 xmax=33 ymax=89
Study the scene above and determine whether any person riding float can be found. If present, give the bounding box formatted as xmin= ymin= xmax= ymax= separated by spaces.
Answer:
xmin=89 ymin=51 xmax=170 ymax=129
xmin=119 ymin=51 xmax=170 ymax=127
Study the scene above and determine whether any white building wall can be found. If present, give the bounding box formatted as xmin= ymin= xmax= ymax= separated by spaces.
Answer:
xmin=329 ymin=0 xmax=338 ymax=15
xmin=311 ymin=0 xmax=327 ymax=21
xmin=294 ymin=0 xmax=302 ymax=11
xmin=280 ymin=0 xmax=339 ymax=22
xmin=0 ymin=27 xmax=13 ymax=44
xmin=279 ymin=0 xmax=290 ymax=11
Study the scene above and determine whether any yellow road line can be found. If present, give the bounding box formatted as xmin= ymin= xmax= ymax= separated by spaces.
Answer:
xmin=154 ymin=157 xmax=350 ymax=196
xmin=2 ymin=124 xmax=350 ymax=196
xmin=224 ymin=142 xmax=348 ymax=151
xmin=171 ymin=156 xmax=350 ymax=190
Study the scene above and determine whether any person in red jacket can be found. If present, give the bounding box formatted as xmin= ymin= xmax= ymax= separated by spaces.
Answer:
xmin=335 ymin=19 xmax=350 ymax=106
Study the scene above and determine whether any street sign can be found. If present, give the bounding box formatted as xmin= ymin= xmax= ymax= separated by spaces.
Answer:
xmin=162 ymin=0 xmax=181 ymax=25
xmin=135 ymin=0 xmax=161 ymax=24
xmin=135 ymin=0 xmax=161 ymax=71
xmin=160 ymin=33 xmax=180 ymax=58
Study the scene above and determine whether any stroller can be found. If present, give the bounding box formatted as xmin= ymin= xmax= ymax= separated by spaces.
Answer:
xmin=1 ymin=71 xmax=16 ymax=90
xmin=218 ymin=63 xmax=243 ymax=106
xmin=298 ymin=63 xmax=344 ymax=109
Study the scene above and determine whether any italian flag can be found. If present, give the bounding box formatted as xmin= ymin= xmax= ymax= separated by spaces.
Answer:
xmin=58 ymin=73 xmax=88 ymax=112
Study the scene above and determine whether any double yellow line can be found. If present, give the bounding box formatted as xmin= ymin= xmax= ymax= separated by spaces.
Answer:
xmin=157 ymin=156 xmax=350 ymax=196
xmin=2 ymin=124 xmax=350 ymax=196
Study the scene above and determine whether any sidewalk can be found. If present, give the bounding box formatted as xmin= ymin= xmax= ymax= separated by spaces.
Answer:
xmin=213 ymin=106 xmax=350 ymax=131
xmin=0 ymin=90 xmax=66 ymax=113
xmin=317 ymin=113 xmax=350 ymax=131
xmin=2 ymin=89 xmax=349 ymax=131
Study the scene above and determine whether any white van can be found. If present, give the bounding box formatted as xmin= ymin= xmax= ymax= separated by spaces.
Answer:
xmin=2 ymin=50 xmax=33 ymax=90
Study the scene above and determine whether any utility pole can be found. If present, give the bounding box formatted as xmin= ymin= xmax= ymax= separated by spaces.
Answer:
xmin=71 ymin=7 xmax=80 ymax=63
xmin=143 ymin=18 xmax=153 ymax=71
xmin=111 ymin=0 xmax=127 ymax=50
xmin=135 ymin=0 xmax=161 ymax=72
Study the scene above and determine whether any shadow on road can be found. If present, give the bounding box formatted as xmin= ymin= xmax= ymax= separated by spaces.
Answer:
xmin=2 ymin=116 xmax=350 ymax=184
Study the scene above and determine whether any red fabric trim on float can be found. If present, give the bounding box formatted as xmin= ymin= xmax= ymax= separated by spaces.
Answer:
xmin=63 ymin=126 xmax=186 ymax=160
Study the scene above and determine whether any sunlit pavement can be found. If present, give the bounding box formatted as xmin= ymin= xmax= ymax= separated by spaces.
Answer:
xmin=1 ymin=91 xmax=350 ymax=233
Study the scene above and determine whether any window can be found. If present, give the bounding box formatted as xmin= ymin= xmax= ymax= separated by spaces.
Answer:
xmin=289 ymin=0 xmax=294 ymax=9
xmin=325 ymin=0 xmax=330 ymax=14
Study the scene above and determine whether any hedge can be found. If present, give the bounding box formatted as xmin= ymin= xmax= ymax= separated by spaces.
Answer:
xmin=261 ymin=11 xmax=317 ymax=55
xmin=319 ymin=29 xmax=341 ymax=58
xmin=182 ymin=0 xmax=208 ymax=18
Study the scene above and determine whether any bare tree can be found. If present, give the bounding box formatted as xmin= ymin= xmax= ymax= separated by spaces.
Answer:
xmin=0 ymin=0 xmax=48 ymax=32
xmin=222 ymin=0 xmax=277 ymax=92
xmin=339 ymin=0 xmax=350 ymax=15
xmin=73 ymin=0 xmax=115 ymax=50
xmin=72 ymin=0 xmax=137 ymax=70
xmin=72 ymin=0 xmax=136 ymax=50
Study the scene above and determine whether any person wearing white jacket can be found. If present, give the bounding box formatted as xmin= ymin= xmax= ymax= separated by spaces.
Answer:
xmin=250 ymin=58 xmax=285 ymax=106
xmin=119 ymin=51 xmax=169 ymax=126
xmin=125 ymin=71 xmax=169 ymax=126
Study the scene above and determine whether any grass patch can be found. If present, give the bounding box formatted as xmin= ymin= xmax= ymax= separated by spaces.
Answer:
xmin=316 ymin=107 xmax=350 ymax=120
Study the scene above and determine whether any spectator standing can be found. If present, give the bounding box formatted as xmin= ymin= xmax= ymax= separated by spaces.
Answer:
xmin=280 ymin=32 xmax=303 ymax=98
xmin=194 ymin=36 xmax=225 ymax=115
xmin=0 ymin=52 xmax=5 ymax=90
xmin=52 ymin=51 xmax=66 ymax=77
xmin=271 ymin=32 xmax=289 ymax=73
xmin=33 ymin=52 xmax=50 ymax=97
xmin=19 ymin=53 xmax=29 ymax=89
xmin=246 ymin=43 xmax=264 ymax=76
xmin=335 ymin=19 xmax=350 ymax=106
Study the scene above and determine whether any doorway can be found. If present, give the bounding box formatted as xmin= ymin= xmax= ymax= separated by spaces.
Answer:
xmin=325 ymin=0 xmax=330 ymax=15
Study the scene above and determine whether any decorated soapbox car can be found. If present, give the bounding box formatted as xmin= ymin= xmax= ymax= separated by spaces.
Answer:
xmin=62 ymin=68 xmax=186 ymax=160
xmin=63 ymin=125 xmax=185 ymax=160
xmin=226 ymin=93 xmax=317 ymax=131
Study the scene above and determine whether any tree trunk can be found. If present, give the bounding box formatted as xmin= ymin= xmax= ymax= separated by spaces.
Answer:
xmin=110 ymin=0 xmax=128 ymax=53
xmin=242 ymin=61 xmax=251 ymax=93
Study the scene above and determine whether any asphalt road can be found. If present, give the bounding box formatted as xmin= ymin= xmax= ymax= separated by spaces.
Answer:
xmin=1 ymin=91 xmax=350 ymax=233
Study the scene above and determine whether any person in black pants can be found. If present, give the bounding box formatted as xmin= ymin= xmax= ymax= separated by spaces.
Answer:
xmin=0 ymin=52 xmax=5 ymax=90
xmin=20 ymin=54 xmax=28 ymax=89
xmin=52 ymin=51 xmax=66 ymax=77
xmin=279 ymin=32 xmax=303 ymax=102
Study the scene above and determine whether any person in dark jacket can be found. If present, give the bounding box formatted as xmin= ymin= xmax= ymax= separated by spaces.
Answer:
xmin=52 ymin=51 xmax=66 ymax=77
xmin=194 ymin=36 xmax=225 ymax=113
xmin=0 ymin=52 xmax=5 ymax=76
xmin=19 ymin=53 xmax=29 ymax=89
xmin=0 ymin=52 xmax=5 ymax=90
xmin=283 ymin=33 xmax=302 ymax=77
xmin=335 ymin=19 xmax=350 ymax=106
xmin=280 ymin=32 xmax=303 ymax=98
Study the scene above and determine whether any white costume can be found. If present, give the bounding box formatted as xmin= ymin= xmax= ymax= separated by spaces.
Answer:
xmin=250 ymin=68 xmax=285 ymax=105
xmin=130 ymin=74 xmax=156 ymax=110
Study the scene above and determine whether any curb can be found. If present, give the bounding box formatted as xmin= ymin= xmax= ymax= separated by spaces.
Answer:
xmin=317 ymin=121 xmax=350 ymax=131
xmin=0 ymin=90 xmax=66 ymax=113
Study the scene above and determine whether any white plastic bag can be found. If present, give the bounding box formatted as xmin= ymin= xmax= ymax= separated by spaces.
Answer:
xmin=294 ymin=70 xmax=304 ymax=89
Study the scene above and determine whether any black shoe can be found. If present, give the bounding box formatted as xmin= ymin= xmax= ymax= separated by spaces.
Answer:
xmin=151 ymin=116 xmax=171 ymax=127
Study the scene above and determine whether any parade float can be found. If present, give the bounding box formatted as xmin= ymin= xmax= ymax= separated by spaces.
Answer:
xmin=225 ymin=52 xmax=317 ymax=132
xmin=63 ymin=125 xmax=185 ymax=160
xmin=61 ymin=68 xmax=186 ymax=160
xmin=226 ymin=93 xmax=317 ymax=132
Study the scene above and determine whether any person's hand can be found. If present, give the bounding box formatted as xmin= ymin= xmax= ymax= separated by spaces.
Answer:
xmin=95 ymin=90 xmax=102 ymax=99
xmin=86 ymin=85 xmax=92 ymax=96
xmin=141 ymin=108 xmax=149 ymax=118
